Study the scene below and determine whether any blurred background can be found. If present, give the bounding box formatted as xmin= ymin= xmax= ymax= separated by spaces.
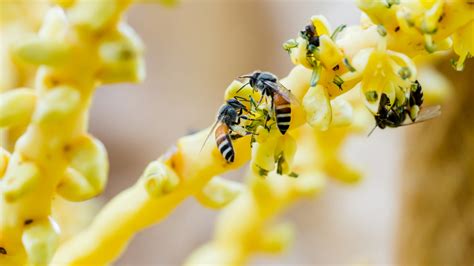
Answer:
xmin=90 ymin=1 xmax=401 ymax=264
xmin=11 ymin=0 xmax=467 ymax=265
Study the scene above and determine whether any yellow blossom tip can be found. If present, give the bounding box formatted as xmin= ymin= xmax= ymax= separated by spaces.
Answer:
xmin=14 ymin=38 xmax=72 ymax=66
xmin=0 ymin=88 xmax=36 ymax=128
xmin=259 ymin=223 xmax=294 ymax=253
xmin=22 ymin=217 xmax=60 ymax=265
xmin=142 ymin=160 xmax=180 ymax=198
xmin=195 ymin=176 xmax=244 ymax=209
xmin=310 ymin=15 xmax=332 ymax=36
xmin=2 ymin=158 xmax=40 ymax=202
xmin=303 ymin=84 xmax=332 ymax=131
xmin=56 ymin=136 xmax=109 ymax=201
xmin=98 ymin=23 xmax=146 ymax=84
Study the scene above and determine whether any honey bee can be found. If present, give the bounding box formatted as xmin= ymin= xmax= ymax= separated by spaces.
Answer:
xmin=369 ymin=81 xmax=441 ymax=135
xmin=201 ymin=98 xmax=249 ymax=163
xmin=238 ymin=71 xmax=299 ymax=135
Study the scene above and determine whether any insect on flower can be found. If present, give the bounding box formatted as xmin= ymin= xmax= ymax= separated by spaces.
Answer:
xmin=300 ymin=23 xmax=320 ymax=53
xmin=201 ymin=98 xmax=251 ymax=163
xmin=369 ymin=81 xmax=441 ymax=136
xmin=237 ymin=71 xmax=299 ymax=135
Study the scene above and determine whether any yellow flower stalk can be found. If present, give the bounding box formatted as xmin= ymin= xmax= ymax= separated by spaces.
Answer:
xmin=0 ymin=0 xmax=143 ymax=264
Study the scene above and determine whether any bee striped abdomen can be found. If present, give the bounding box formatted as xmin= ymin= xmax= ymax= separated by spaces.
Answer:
xmin=215 ymin=124 xmax=235 ymax=163
xmin=274 ymin=94 xmax=291 ymax=135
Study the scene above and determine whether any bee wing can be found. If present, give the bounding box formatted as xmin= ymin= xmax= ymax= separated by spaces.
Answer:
xmin=263 ymin=80 xmax=300 ymax=106
xmin=415 ymin=105 xmax=441 ymax=122
xmin=200 ymin=119 xmax=221 ymax=152
xmin=401 ymin=105 xmax=441 ymax=126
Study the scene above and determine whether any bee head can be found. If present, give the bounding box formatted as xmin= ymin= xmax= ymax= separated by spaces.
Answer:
xmin=238 ymin=72 xmax=260 ymax=88
xmin=248 ymin=71 xmax=261 ymax=88
xmin=218 ymin=104 xmax=238 ymax=125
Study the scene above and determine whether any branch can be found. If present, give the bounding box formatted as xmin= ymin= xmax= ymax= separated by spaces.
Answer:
xmin=50 ymin=2 xmax=474 ymax=262
xmin=0 ymin=0 xmax=142 ymax=264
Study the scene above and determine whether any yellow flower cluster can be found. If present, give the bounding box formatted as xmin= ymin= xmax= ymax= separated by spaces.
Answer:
xmin=284 ymin=1 xmax=472 ymax=129
xmin=0 ymin=0 xmax=470 ymax=265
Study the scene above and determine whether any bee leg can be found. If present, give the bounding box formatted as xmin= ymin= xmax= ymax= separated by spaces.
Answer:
xmin=240 ymin=115 xmax=255 ymax=121
xmin=256 ymin=95 xmax=265 ymax=109
xmin=271 ymin=96 xmax=275 ymax=113
xmin=248 ymin=95 xmax=258 ymax=110
xmin=238 ymin=108 xmax=244 ymax=117
xmin=263 ymin=112 xmax=271 ymax=130
xmin=233 ymin=95 xmax=249 ymax=103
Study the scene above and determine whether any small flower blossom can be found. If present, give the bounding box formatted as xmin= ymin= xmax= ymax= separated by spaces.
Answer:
xmin=284 ymin=16 xmax=357 ymax=130
xmin=355 ymin=44 xmax=417 ymax=113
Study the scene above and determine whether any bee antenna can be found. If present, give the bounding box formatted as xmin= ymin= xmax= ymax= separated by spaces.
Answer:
xmin=367 ymin=125 xmax=377 ymax=137
xmin=236 ymin=82 xmax=250 ymax=93
xmin=238 ymin=75 xmax=252 ymax=79
xmin=200 ymin=120 xmax=220 ymax=153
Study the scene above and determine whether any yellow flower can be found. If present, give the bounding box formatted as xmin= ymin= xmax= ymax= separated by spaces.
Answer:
xmin=353 ymin=40 xmax=417 ymax=113
xmin=452 ymin=20 xmax=474 ymax=71
xmin=285 ymin=16 xmax=360 ymax=130
xmin=285 ymin=15 xmax=344 ymax=71
xmin=357 ymin=0 xmax=474 ymax=58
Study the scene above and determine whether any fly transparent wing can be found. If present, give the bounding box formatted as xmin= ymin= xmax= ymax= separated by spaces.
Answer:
xmin=200 ymin=119 xmax=220 ymax=152
xmin=401 ymin=105 xmax=441 ymax=126
xmin=415 ymin=105 xmax=441 ymax=122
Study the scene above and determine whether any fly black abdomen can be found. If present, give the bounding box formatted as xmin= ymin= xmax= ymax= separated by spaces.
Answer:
xmin=410 ymin=81 xmax=424 ymax=107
